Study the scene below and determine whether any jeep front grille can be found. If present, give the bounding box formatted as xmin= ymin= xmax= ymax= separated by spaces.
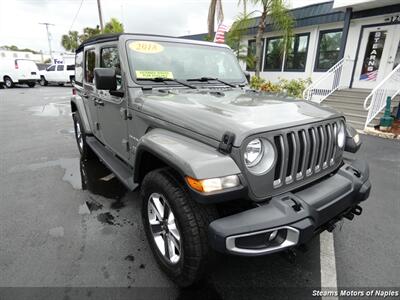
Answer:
xmin=272 ymin=120 xmax=342 ymax=188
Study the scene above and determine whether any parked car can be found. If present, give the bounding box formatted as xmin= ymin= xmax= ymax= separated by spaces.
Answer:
xmin=71 ymin=33 xmax=371 ymax=287
xmin=0 ymin=58 xmax=40 ymax=88
xmin=39 ymin=64 xmax=75 ymax=86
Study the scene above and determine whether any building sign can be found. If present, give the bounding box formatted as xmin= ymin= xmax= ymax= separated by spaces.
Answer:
xmin=384 ymin=15 xmax=400 ymax=24
xmin=360 ymin=31 xmax=386 ymax=81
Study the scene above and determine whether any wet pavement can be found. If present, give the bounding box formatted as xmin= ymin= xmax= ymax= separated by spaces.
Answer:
xmin=0 ymin=86 xmax=399 ymax=299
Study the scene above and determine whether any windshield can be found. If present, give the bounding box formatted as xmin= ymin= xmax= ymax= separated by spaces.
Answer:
xmin=126 ymin=40 xmax=245 ymax=85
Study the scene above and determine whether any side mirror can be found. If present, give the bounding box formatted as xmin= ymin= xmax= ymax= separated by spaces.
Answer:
xmin=344 ymin=125 xmax=362 ymax=153
xmin=94 ymin=68 xmax=117 ymax=91
xmin=244 ymin=71 xmax=251 ymax=83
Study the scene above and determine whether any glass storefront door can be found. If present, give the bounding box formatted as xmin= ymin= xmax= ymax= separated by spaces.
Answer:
xmin=353 ymin=24 xmax=400 ymax=89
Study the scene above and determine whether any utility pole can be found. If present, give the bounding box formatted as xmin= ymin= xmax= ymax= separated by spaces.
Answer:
xmin=97 ymin=0 xmax=104 ymax=32
xmin=39 ymin=22 xmax=55 ymax=60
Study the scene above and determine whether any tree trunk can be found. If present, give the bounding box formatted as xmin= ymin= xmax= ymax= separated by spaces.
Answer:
xmin=208 ymin=0 xmax=217 ymax=40
xmin=255 ymin=7 xmax=267 ymax=77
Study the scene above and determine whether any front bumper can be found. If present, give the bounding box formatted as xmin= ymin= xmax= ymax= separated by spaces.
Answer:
xmin=208 ymin=159 xmax=371 ymax=256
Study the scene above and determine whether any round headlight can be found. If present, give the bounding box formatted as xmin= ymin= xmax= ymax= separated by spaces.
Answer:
xmin=337 ymin=123 xmax=346 ymax=148
xmin=244 ymin=138 xmax=275 ymax=175
xmin=244 ymin=139 xmax=263 ymax=167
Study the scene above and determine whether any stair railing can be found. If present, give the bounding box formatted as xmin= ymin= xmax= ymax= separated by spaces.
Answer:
xmin=363 ymin=63 xmax=400 ymax=128
xmin=303 ymin=57 xmax=354 ymax=103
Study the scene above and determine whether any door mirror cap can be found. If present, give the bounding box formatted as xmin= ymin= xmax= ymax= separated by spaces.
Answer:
xmin=94 ymin=68 xmax=117 ymax=91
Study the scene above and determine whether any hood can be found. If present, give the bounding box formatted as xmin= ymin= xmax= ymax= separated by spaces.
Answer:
xmin=136 ymin=89 xmax=342 ymax=147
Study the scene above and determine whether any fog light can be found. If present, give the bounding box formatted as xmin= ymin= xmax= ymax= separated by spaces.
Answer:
xmin=267 ymin=230 xmax=278 ymax=242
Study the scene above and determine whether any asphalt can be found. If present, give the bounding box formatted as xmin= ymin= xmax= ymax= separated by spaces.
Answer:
xmin=0 ymin=86 xmax=399 ymax=300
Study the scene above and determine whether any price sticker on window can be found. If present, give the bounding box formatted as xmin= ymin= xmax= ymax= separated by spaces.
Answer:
xmin=135 ymin=70 xmax=174 ymax=79
xmin=129 ymin=41 xmax=164 ymax=54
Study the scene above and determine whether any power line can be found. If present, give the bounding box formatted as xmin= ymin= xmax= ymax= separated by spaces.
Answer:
xmin=69 ymin=0 xmax=84 ymax=32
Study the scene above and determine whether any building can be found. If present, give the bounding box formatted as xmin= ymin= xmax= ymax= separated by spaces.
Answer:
xmin=0 ymin=50 xmax=74 ymax=64
xmin=183 ymin=0 xmax=400 ymax=130
xmin=0 ymin=50 xmax=51 ymax=63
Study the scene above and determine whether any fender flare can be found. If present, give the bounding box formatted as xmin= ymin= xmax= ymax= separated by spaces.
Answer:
xmin=71 ymin=95 xmax=92 ymax=134
xmin=134 ymin=128 xmax=241 ymax=181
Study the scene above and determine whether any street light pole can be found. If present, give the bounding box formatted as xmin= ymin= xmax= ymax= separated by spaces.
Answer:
xmin=39 ymin=22 xmax=55 ymax=60
xmin=97 ymin=0 xmax=104 ymax=32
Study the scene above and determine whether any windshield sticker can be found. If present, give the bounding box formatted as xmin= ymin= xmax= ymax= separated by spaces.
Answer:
xmin=135 ymin=70 xmax=174 ymax=79
xmin=129 ymin=41 xmax=164 ymax=54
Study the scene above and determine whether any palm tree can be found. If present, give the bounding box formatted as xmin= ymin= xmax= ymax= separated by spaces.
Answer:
xmin=244 ymin=0 xmax=293 ymax=77
xmin=208 ymin=0 xmax=224 ymax=40
xmin=61 ymin=31 xmax=79 ymax=52
xmin=79 ymin=26 xmax=101 ymax=43
xmin=226 ymin=11 xmax=255 ymax=63
xmin=104 ymin=18 xmax=124 ymax=34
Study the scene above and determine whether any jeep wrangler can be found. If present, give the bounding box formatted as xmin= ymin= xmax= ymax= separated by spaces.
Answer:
xmin=71 ymin=33 xmax=371 ymax=287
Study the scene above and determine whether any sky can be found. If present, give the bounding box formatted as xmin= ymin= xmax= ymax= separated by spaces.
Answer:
xmin=0 ymin=0 xmax=329 ymax=54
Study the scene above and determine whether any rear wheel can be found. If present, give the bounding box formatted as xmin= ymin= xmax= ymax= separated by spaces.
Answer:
xmin=141 ymin=168 xmax=218 ymax=287
xmin=39 ymin=76 xmax=48 ymax=86
xmin=72 ymin=112 xmax=93 ymax=159
xmin=27 ymin=82 xmax=36 ymax=88
xmin=4 ymin=76 xmax=14 ymax=88
xmin=58 ymin=83 xmax=64 ymax=86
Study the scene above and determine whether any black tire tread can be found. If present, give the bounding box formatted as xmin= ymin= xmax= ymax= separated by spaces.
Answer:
xmin=141 ymin=168 xmax=218 ymax=287
xmin=72 ymin=112 xmax=93 ymax=159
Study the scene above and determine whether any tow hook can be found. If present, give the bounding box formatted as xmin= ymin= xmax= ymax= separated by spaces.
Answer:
xmin=352 ymin=205 xmax=363 ymax=216
xmin=344 ymin=212 xmax=354 ymax=220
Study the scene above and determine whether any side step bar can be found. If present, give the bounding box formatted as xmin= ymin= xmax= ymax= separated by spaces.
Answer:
xmin=86 ymin=137 xmax=138 ymax=191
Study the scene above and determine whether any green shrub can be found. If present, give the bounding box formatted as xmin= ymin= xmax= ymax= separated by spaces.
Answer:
xmin=249 ymin=76 xmax=265 ymax=90
xmin=250 ymin=76 xmax=312 ymax=99
xmin=260 ymin=81 xmax=281 ymax=93
xmin=278 ymin=78 xmax=312 ymax=98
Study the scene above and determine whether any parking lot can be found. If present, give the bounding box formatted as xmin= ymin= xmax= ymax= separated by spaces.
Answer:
xmin=0 ymin=86 xmax=399 ymax=299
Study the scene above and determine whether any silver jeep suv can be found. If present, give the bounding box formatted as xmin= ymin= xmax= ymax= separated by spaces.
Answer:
xmin=71 ymin=33 xmax=371 ymax=287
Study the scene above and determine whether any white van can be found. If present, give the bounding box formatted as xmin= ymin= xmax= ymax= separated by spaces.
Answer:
xmin=39 ymin=64 xmax=75 ymax=86
xmin=0 ymin=59 xmax=40 ymax=88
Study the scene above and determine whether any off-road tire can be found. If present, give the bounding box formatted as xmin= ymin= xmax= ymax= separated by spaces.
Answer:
xmin=4 ymin=76 xmax=14 ymax=88
xmin=40 ymin=76 xmax=48 ymax=86
xmin=27 ymin=82 xmax=36 ymax=88
xmin=141 ymin=168 xmax=218 ymax=287
xmin=72 ymin=111 xmax=93 ymax=159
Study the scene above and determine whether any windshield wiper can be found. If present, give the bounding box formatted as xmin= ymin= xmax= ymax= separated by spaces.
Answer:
xmin=137 ymin=77 xmax=196 ymax=89
xmin=186 ymin=77 xmax=237 ymax=88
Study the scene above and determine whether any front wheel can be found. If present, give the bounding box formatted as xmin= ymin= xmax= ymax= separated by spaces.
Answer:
xmin=39 ymin=76 xmax=48 ymax=86
xmin=72 ymin=112 xmax=93 ymax=159
xmin=141 ymin=169 xmax=218 ymax=287
xmin=4 ymin=76 xmax=14 ymax=88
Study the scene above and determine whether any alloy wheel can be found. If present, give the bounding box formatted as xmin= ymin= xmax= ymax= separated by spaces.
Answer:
xmin=75 ymin=120 xmax=83 ymax=151
xmin=147 ymin=193 xmax=181 ymax=264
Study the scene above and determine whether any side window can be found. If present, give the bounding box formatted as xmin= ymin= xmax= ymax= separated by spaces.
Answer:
xmin=47 ymin=65 xmax=55 ymax=71
xmin=100 ymin=47 xmax=122 ymax=88
xmin=315 ymin=30 xmax=343 ymax=71
xmin=67 ymin=65 xmax=75 ymax=71
xmin=85 ymin=49 xmax=96 ymax=84
xmin=75 ymin=51 xmax=83 ymax=85
xmin=57 ymin=65 xmax=64 ymax=71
